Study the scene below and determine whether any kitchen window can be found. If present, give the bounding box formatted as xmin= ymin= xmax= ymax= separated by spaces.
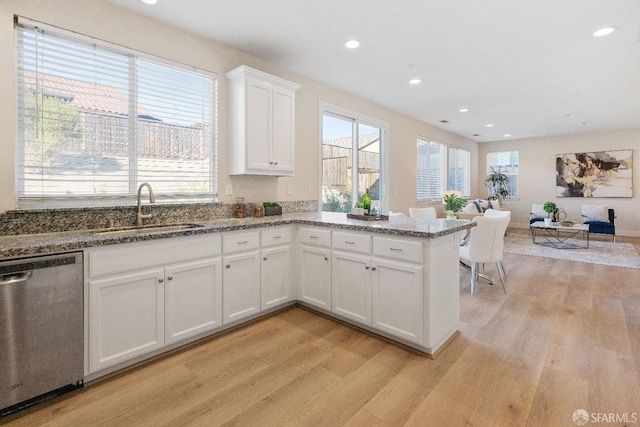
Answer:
xmin=321 ymin=104 xmax=387 ymax=213
xmin=16 ymin=17 xmax=217 ymax=206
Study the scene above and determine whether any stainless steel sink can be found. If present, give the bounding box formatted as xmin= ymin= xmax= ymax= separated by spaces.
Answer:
xmin=94 ymin=223 xmax=204 ymax=236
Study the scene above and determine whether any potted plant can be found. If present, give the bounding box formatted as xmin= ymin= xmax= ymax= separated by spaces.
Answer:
xmin=443 ymin=193 xmax=467 ymax=218
xmin=543 ymin=201 xmax=557 ymax=226
xmin=484 ymin=167 xmax=511 ymax=202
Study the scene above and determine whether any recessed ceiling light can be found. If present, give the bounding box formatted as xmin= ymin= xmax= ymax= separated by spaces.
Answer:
xmin=409 ymin=78 xmax=421 ymax=85
xmin=504 ymin=134 xmax=511 ymax=137
xmin=486 ymin=124 xmax=494 ymax=127
xmin=593 ymin=27 xmax=616 ymax=37
xmin=141 ymin=0 xmax=158 ymax=4
xmin=344 ymin=40 xmax=361 ymax=49
xmin=459 ymin=108 xmax=469 ymax=113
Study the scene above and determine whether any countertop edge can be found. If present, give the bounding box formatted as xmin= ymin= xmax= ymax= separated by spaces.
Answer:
xmin=0 ymin=214 xmax=474 ymax=260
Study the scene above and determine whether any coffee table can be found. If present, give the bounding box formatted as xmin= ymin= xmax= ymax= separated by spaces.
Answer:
xmin=530 ymin=222 xmax=590 ymax=249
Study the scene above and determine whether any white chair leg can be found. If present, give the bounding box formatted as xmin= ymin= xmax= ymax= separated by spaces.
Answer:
xmin=496 ymin=262 xmax=507 ymax=294
xmin=470 ymin=262 xmax=477 ymax=295
xmin=497 ymin=261 xmax=507 ymax=280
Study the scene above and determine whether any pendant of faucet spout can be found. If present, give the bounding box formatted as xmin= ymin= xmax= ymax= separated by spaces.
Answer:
xmin=136 ymin=183 xmax=156 ymax=226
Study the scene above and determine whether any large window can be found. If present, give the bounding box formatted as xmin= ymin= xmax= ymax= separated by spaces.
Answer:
xmin=321 ymin=107 xmax=385 ymax=213
xmin=448 ymin=147 xmax=471 ymax=197
xmin=416 ymin=138 xmax=446 ymax=200
xmin=486 ymin=150 xmax=519 ymax=197
xmin=16 ymin=17 xmax=217 ymax=205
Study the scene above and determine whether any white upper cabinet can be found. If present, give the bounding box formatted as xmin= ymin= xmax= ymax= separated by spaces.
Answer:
xmin=226 ymin=66 xmax=300 ymax=176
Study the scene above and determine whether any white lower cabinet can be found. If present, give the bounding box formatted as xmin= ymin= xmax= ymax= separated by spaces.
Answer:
xmin=165 ymin=258 xmax=223 ymax=345
xmin=298 ymin=246 xmax=331 ymax=310
xmin=331 ymin=251 xmax=371 ymax=325
xmin=222 ymin=231 xmax=261 ymax=324
xmin=261 ymin=245 xmax=292 ymax=309
xmin=222 ymin=250 xmax=261 ymax=324
xmin=371 ymin=258 xmax=423 ymax=344
xmin=89 ymin=269 xmax=165 ymax=372
xmin=86 ymin=236 xmax=222 ymax=374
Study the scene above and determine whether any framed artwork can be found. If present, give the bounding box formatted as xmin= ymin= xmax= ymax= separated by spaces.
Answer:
xmin=556 ymin=150 xmax=633 ymax=197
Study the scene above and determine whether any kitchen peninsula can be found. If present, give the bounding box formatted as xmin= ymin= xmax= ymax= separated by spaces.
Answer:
xmin=0 ymin=212 xmax=473 ymax=379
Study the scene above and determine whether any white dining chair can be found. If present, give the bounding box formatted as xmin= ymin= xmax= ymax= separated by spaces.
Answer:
xmin=459 ymin=215 xmax=510 ymax=295
xmin=388 ymin=210 xmax=406 ymax=217
xmin=409 ymin=207 xmax=437 ymax=219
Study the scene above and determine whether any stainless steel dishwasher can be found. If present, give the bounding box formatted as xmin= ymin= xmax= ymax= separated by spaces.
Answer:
xmin=1 ymin=252 xmax=84 ymax=417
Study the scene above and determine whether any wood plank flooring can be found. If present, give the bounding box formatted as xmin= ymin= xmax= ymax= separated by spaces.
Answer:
xmin=4 ymin=231 xmax=640 ymax=426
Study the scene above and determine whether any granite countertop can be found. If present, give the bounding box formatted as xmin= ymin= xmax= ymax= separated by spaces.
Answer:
xmin=0 ymin=212 xmax=474 ymax=260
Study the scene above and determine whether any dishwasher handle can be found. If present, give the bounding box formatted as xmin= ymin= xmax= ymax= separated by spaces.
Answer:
xmin=0 ymin=271 xmax=33 ymax=285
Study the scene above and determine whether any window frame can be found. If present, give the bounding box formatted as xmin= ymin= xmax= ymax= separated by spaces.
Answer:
xmin=15 ymin=16 xmax=218 ymax=208
xmin=486 ymin=149 xmax=519 ymax=198
xmin=416 ymin=137 xmax=447 ymax=202
xmin=319 ymin=102 xmax=389 ymax=213
xmin=448 ymin=146 xmax=471 ymax=198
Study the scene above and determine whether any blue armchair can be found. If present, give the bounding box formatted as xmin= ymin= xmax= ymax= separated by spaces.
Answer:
xmin=582 ymin=207 xmax=616 ymax=241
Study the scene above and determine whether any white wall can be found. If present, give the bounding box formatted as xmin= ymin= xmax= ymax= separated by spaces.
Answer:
xmin=479 ymin=128 xmax=639 ymax=237
xmin=0 ymin=0 xmax=477 ymax=216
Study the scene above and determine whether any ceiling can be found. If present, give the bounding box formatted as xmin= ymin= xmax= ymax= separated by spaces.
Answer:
xmin=104 ymin=0 xmax=640 ymax=142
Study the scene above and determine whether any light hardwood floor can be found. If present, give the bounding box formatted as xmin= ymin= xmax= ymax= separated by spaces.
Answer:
xmin=4 ymin=231 xmax=640 ymax=426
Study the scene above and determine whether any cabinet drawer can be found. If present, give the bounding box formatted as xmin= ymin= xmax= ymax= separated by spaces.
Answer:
xmin=332 ymin=232 xmax=371 ymax=255
xmin=88 ymin=235 xmax=221 ymax=278
xmin=261 ymin=226 xmax=292 ymax=247
xmin=373 ymin=237 xmax=423 ymax=263
xmin=223 ymin=231 xmax=260 ymax=254
xmin=298 ymin=227 xmax=331 ymax=248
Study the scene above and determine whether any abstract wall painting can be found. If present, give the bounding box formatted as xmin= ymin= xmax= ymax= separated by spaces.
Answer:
xmin=556 ymin=150 xmax=633 ymax=197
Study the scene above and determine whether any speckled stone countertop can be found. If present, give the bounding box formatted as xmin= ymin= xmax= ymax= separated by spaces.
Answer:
xmin=0 ymin=212 xmax=474 ymax=260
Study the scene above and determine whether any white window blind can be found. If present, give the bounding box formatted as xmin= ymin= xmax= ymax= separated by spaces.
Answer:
xmin=416 ymin=138 xmax=445 ymax=200
xmin=448 ymin=147 xmax=470 ymax=197
xmin=16 ymin=17 xmax=217 ymax=205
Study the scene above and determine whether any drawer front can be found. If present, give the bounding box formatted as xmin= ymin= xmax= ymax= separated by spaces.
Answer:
xmin=298 ymin=227 xmax=331 ymax=248
xmin=373 ymin=236 xmax=423 ymax=263
xmin=223 ymin=231 xmax=260 ymax=254
xmin=261 ymin=226 xmax=292 ymax=247
xmin=332 ymin=232 xmax=371 ymax=255
xmin=88 ymin=234 xmax=221 ymax=278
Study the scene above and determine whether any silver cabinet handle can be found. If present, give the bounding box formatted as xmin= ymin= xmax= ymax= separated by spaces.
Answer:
xmin=273 ymin=235 xmax=282 ymax=239
xmin=237 ymin=240 xmax=248 ymax=245
xmin=309 ymin=236 xmax=318 ymax=239
xmin=365 ymin=266 xmax=370 ymax=270
xmin=167 ymin=276 xmax=173 ymax=281
xmin=372 ymin=267 xmax=377 ymax=271
xmin=345 ymin=241 xmax=355 ymax=245
xmin=263 ymin=257 xmax=268 ymax=261
xmin=226 ymin=264 xmax=231 ymax=268
xmin=324 ymin=256 xmax=328 ymax=261
xmin=158 ymin=278 xmax=164 ymax=283
xmin=390 ymin=248 xmax=403 ymax=252
xmin=0 ymin=271 xmax=32 ymax=285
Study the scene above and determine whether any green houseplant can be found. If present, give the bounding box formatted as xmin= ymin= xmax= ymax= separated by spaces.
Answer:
xmin=484 ymin=167 xmax=511 ymax=202
xmin=443 ymin=193 xmax=467 ymax=213
xmin=543 ymin=201 xmax=557 ymax=225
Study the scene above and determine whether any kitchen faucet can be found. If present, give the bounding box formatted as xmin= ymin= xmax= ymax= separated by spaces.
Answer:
xmin=136 ymin=183 xmax=156 ymax=226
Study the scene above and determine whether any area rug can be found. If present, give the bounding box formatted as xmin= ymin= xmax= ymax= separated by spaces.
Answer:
xmin=504 ymin=233 xmax=640 ymax=270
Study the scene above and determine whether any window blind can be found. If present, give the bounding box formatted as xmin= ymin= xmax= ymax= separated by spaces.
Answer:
xmin=416 ymin=138 xmax=445 ymax=200
xmin=16 ymin=17 xmax=217 ymax=204
xmin=448 ymin=147 xmax=470 ymax=197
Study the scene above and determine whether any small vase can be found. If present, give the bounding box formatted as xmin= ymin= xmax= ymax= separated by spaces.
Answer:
xmin=544 ymin=218 xmax=552 ymax=226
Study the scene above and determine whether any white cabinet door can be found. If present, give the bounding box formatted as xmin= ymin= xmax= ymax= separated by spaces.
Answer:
xmin=298 ymin=245 xmax=331 ymax=311
xmin=227 ymin=66 xmax=299 ymax=176
xmin=245 ymin=77 xmax=272 ymax=172
xmin=371 ymin=258 xmax=424 ymax=345
xmin=332 ymin=251 xmax=371 ymax=326
xmin=270 ymin=86 xmax=295 ymax=174
xmin=222 ymin=250 xmax=261 ymax=324
xmin=89 ymin=269 xmax=164 ymax=372
xmin=261 ymin=245 xmax=292 ymax=310
xmin=165 ymin=258 xmax=223 ymax=345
